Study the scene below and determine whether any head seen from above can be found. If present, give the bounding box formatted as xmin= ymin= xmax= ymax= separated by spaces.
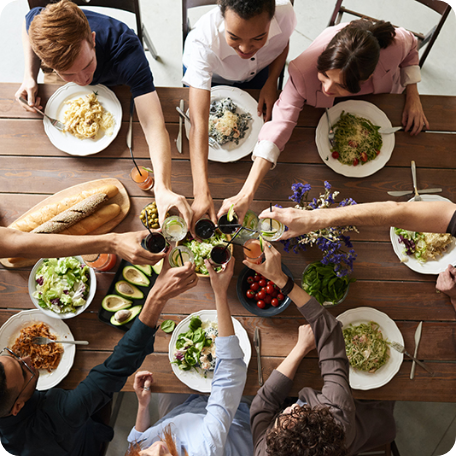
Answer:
xmin=219 ymin=0 xmax=275 ymax=60
xmin=28 ymin=0 xmax=97 ymax=85
xmin=0 ymin=347 xmax=38 ymax=418
xmin=317 ymin=19 xmax=396 ymax=97
xmin=267 ymin=404 xmax=349 ymax=456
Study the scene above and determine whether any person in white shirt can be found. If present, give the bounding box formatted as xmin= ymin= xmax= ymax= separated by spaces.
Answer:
xmin=182 ymin=0 xmax=296 ymax=235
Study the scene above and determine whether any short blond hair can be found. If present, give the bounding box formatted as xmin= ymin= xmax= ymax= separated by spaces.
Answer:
xmin=29 ymin=0 xmax=93 ymax=72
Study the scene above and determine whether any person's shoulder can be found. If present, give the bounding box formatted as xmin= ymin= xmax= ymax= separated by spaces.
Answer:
xmin=274 ymin=0 xmax=296 ymax=22
xmin=192 ymin=5 xmax=223 ymax=40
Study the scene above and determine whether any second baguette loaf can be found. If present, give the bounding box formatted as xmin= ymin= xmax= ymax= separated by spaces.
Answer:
xmin=60 ymin=204 xmax=120 ymax=235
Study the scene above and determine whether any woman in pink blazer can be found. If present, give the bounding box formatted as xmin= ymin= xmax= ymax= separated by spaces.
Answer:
xmin=218 ymin=20 xmax=429 ymax=223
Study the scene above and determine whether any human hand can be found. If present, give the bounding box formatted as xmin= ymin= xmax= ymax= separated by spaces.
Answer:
xmin=258 ymin=81 xmax=278 ymax=122
xmin=114 ymin=231 xmax=166 ymax=265
xmin=15 ymin=78 xmax=42 ymax=112
xmin=293 ymin=324 xmax=316 ymax=358
xmin=133 ymin=370 xmax=154 ymax=407
xmin=217 ymin=193 xmax=253 ymax=229
xmin=206 ymin=256 xmax=235 ymax=297
xmin=436 ymin=265 xmax=456 ymax=308
xmin=154 ymin=187 xmax=193 ymax=229
xmin=242 ymin=243 xmax=288 ymax=288
xmin=190 ymin=193 xmax=217 ymax=237
xmin=402 ymin=90 xmax=429 ymax=136
xmin=258 ymin=207 xmax=312 ymax=239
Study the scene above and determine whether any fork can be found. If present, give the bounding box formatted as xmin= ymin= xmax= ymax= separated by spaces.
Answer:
xmin=325 ymin=108 xmax=335 ymax=148
xmin=32 ymin=336 xmax=89 ymax=345
xmin=390 ymin=341 xmax=434 ymax=375
xmin=19 ymin=96 xmax=66 ymax=131
xmin=411 ymin=161 xmax=422 ymax=202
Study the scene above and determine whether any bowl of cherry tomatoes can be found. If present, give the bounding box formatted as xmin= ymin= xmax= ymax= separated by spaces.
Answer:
xmin=236 ymin=265 xmax=293 ymax=317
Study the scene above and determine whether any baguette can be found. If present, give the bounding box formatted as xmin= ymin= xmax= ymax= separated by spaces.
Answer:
xmin=10 ymin=184 xmax=119 ymax=232
xmin=32 ymin=193 xmax=108 ymax=234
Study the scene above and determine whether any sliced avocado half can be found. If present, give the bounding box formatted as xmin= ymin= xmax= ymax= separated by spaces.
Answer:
xmin=152 ymin=258 xmax=163 ymax=275
xmin=110 ymin=305 xmax=142 ymax=326
xmin=101 ymin=294 xmax=132 ymax=312
xmin=115 ymin=280 xmax=144 ymax=300
xmin=122 ymin=266 xmax=150 ymax=287
xmin=133 ymin=264 xmax=152 ymax=276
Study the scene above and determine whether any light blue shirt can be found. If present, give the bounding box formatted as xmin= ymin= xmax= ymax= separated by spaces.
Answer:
xmin=128 ymin=335 xmax=254 ymax=456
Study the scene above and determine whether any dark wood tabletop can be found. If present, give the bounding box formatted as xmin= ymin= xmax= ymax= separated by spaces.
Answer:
xmin=1 ymin=83 xmax=456 ymax=401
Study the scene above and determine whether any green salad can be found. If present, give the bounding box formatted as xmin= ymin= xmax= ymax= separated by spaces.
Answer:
xmin=343 ymin=321 xmax=389 ymax=373
xmin=32 ymin=257 xmax=90 ymax=314
xmin=172 ymin=316 xmax=218 ymax=374
xmin=182 ymin=232 xmax=228 ymax=275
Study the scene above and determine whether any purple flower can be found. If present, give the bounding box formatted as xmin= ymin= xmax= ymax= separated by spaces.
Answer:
xmin=324 ymin=181 xmax=331 ymax=190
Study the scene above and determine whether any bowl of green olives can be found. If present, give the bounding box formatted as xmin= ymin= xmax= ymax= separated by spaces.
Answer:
xmin=139 ymin=201 xmax=170 ymax=229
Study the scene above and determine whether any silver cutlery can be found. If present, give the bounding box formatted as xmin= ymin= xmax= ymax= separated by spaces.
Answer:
xmin=379 ymin=126 xmax=403 ymax=135
xmin=410 ymin=321 xmax=423 ymax=380
xmin=390 ymin=341 xmax=434 ymax=376
xmin=32 ymin=336 xmax=89 ymax=345
xmin=176 ymin=100 xmax=184 ymax=153
xmin=20 ymin=96 xmax=65 ymax=131
xmin=387 ymin=188 xmax=443 ymax=197
xmin=425 ymin=130 xmax=456 ymax=135
xmin=253 ymin=328 xmax=263 ymax=386
xmin=175 ymin=106 xmax=221 ymax=149
xmin=411 ymin=161 xmax=422 ymax=202
xmin=325 ymin=108 xmax=335 ymax=148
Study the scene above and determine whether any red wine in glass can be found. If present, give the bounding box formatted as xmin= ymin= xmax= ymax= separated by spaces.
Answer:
xmin=141 ymin=232 xmax=169 ymax=253
xmin=209 ymin=244 xmax=232 ymax=266
xmin=195 ymin=219 xmax=216 ymax=240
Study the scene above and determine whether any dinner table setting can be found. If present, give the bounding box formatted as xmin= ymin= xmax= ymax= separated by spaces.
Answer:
xmin=0 ymin=81 xmax=456 ymax=401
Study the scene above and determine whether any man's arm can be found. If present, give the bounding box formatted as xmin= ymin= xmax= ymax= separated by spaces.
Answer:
xmin=260 ymin=201 xmax=456 ymax=240
xmin=188 ymin=86 xmax=217 ymax=235
xmin=134 ymin=91 xmax=192 ymax=228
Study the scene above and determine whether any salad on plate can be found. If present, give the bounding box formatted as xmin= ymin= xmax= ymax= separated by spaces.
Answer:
xmin=33 ymin=257 xmax=90 ymax=314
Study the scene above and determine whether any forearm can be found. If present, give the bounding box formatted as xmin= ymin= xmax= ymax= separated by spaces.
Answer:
xmin=405 ymin=83 xmax=420 ymax=101
xmin=237 ymin=157 xmax=272 ymax=202
xmin=138 ymin=291 xmax=167 ymax=328
xmin=275 ymin=346 xmax=305 ymax=381
xmin=134 ymin=404 xmax=151 ymax=432
xmin=265 ymin=43 xmax=289 ymax=86
xmin=214 ymin=293 xmax=234 ymax=337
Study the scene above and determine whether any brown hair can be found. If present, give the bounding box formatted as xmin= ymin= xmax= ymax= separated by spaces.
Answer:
xmin=317 ymin=19 xmax=396 ymax=94
xmin=28 ymin=0 xmax=93 ymax=72
xmin=266 ymin=405 xmax=349 ymax=456
xmin=125 ymin=425 xmax=189 ymax=456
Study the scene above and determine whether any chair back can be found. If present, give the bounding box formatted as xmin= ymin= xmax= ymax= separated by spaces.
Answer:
xmin=182 ymin=0 xmax=217 ymax=45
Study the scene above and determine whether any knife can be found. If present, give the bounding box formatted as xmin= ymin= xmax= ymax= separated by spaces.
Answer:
xmin=425 ymin=130 xmax=456 ymax=134
xmin=127 ymin=97 xmax=134 ymax=155
xmin=253 ymin=328 xmax=263 ymax=386
xmin=410 ymin=321 xmax=423 ymax=379
xmin=379 ymin=126 xmax=403 ymax=134
xmin=387 ymin=188 xmax=443 ymax=197
xmin=176 ymin=100 xmax=184 ymax=154
xmin=325 ymin=108 xmax=335 ymax=147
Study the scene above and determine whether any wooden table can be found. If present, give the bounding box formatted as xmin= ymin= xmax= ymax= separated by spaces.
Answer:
xmin=1 ymin=83 xmax=456 ymax=402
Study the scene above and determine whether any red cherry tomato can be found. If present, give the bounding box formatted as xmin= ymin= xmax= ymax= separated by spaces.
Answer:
xmin=360 ymin=152 xmax=368 ymax=162
xmin=348 ymin=140 xmax=358 ymax=148
xmin=353 ymin=158 xmax=359 ymax=166
xmin=259 ymin=279 xmax=266 ymax=287
xmin=257 ymin=290 xmax=266 ymax=300
xmin=331 ymin=151 xmax=339 ymax=159
xmin=257 ymin=300 xmax=266 ymax=309
xmin=267 ymin=280 xmax=274 ymax=286
xmin=266 ymin=284 xmax=274 ymax=294
xmin=277 ymin=293 xmax=285 ymax=301
xmin=271 ymin=298 xmax=279 ymax=307
xmin=272 ymin=290 xmax=279 ymax=298
xmin=247 ymin=276 xmax=254 ymax=284
xmin=254 ymin=275 xmax=261 ymax=282
xmin=254 ymin=292 xmax=260 ymax=300
xmin=250 ymin=282 xmax=259 ymax=291
xmin=376 ymin=149 xmax=380 ymax=155
xmin=273 ymin=284 xmax=279 ymax=290
xmin=246 ymin=290 xmax=255 ymax=299
xmin=264 ymin=295 xmax=273 ymax=305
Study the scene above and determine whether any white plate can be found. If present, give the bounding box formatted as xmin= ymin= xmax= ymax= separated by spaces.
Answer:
xmin=316 ymin=100 xmax=395 ymax=178
xmin=168 ymin=310 xmax=251 ymax=392
xmin=44 ymin=83 xmax=122 ymax=156
xmin=337 ymin=307 xmax=403 ymax=390
xmin=28 ymin=256 xmax=96 ymax=319
xmin=184 ymin=86 xmax=264 ymax=163
xmin=390 ymin=194 xmax=456 ymax=275
xmin=0 ymin=309 xmax=76 ymax=390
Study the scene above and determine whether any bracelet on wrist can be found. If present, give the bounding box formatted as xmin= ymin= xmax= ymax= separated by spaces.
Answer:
xmin=280 ymin=276 xmax=295 ymax=296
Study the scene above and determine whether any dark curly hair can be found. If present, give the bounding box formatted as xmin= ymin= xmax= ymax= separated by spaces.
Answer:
xmin=218 ymin=0 xmax=275 ymax=20
xmin=317 ymin=19 xmax=396 ymax=94
xmin=266 ymin=405 xmax=349 ymax=456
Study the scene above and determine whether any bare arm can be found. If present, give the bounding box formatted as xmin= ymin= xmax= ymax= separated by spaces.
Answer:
xmin=135 ymin=91 xmax=192 ymax=228
xmin=259 ymin=201 xmax=456 ymax=240
xmin=188 ymin=86 xmax=217 ymax=234
xmin=402 ymin=83 xmax=429 ymax=136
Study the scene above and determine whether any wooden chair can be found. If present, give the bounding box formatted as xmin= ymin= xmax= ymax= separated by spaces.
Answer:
xmin=27 ymin=0 xmax=158 ymax=59
xmin=328 ymin=0 xmax=452 ymax=67
xmin=356 ymin=441 xmax=401 ymax=456
xmin=182 ymin=0 xmax=294 ymax=89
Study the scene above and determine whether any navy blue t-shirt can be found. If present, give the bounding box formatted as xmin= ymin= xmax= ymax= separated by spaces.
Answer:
xmin=26 ymin=8 xmax=155 ymax=98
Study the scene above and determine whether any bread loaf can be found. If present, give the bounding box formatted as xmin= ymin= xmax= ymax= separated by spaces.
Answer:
xmin=10 ymin=184 xmax=119 ymax=232
xmin=60 ymin=204 xmax=120 ymax=235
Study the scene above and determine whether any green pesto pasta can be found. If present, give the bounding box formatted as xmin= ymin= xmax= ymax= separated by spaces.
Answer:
xmin=343 ymin=321 xmax=389 ymax=373
xmin=331 ymin=111 xmax=383 ymax=166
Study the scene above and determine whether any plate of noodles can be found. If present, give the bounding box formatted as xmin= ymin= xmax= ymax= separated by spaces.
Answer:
xmin=44 ymin=83 xmax=122 ymax=156
xmin=315 ymin=100 xmax=395 ymax=178
xmin=0 ymin=309 xmax=76 ymax=390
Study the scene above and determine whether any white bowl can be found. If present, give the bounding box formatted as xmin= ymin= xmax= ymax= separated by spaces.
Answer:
xmin=28 ymin=256 xmax=96 ymax=319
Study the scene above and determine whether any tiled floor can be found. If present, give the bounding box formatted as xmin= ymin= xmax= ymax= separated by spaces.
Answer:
xmin=1 ymin=0 xmax=456 ymax=455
